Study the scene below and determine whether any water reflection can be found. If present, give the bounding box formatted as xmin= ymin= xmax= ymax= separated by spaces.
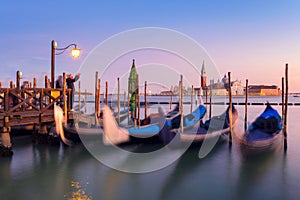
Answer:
xmin=235 ymin=147 xmax=283 ymax=200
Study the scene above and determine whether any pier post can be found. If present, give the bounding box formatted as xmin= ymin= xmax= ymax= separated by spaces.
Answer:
xmin=209 ymin=80 xmax=212 ymax=119
xmin=144 ymin=81 xmax=148 ymax=119
xmin=281 ymin=77 xmax=285 ymax=120
xmin=284 ymin=64 xmax=288 ymax=151
xmin=190 ymin=85 xmax=194 ymax=113
xmin=228 ymin=72 xmax=233 ymax=146
xmin=105 ymin=81 xmax=108 ymax=106
xmin=244 ymin=79 xmax=248 ymax=131
xmin=0 ymin=126 xmax=13 ymax=156
xmin=180 ymin=75 xmax=184 ymax=134
xmin=37 ymin=122 xmax=48 ymax=144
xmin=117 ymin=77 xmax=120 ymax=124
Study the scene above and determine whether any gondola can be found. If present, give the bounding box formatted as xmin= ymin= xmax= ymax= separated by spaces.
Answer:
xmin=160 ymin=105 xmax=238 ymax=146
xmin=237 ymin=103 xmax=283 ymax=157
xmin=102 ymin=104 xmax=206 ymax=145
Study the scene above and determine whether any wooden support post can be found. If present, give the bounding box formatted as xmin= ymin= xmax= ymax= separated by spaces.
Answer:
xmin=170 ymin=91 xmax=173 ymax=111
xmin=144 ymin=81 xmax=148 ymax=119
xmin=63 ymin=73 xmax=67 ymax=124
xmin=10 ymin=81 xmax=13 ymax=88
xmin=117 ymin=77 xmax=120 ymax=124
xmin=244 ymin=79 xmax=248 ymax=131
xmin=137 ymin=75 xmax=140 ymax=127
xmin=78 ymin=81 xmax=81 ymax=111
xmin=95 ymin=72 xmax=98 ymax=117
xmin=123 ymin=91 xmax=126 ymax=110
xmin=16 ymin=70 xmax=21 ymax=89
xmin=84 ymin=89 xmax=87 ymax=113
xmin=209 ymin=80 xmax=212 ymax=119
xmin=190 ymin=85 xmax=194 ymax=113
xmin=33 ymin=77 xmax=37 ymax=88
xmin=205 ymin=88 xmax=208 ymax=106
xmin=0 ymin=81 xmax=2 ymax=88
xmin=0 ymin=126 xmax=13 ymax=156
xmin=44 ymin=75 xmax=48 ymax=88
xmin=105 ymin=81 xmax=108 ymax=106
xmin=97 ymin=79 xmax=101 ymax=117
xmin=281 ymin=77 xmax=285 ymax=119
xmin=228 ymin=72 xmax=233 ymax=146
xmin=284 ymin=64 xmax=288 ymax=151
xmin=180 ymin=75 xmax=184 ymax=134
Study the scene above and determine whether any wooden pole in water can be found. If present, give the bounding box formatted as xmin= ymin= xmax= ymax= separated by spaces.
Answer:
xmin=144 ymin=81 xmax=148 ymax=119
xmin=33 ymin=78 xmax=37 ymax=88
xmin=98 ymin=79 xmax=101 ymax=113
xmin=117 ymin=77 xmax=120 ymax=124
xmin=137 ymin=75 xmax=140 ymax=127
xmin=228 ymin=72 xmax=233 ymax=146
xmin=190 ymin=85 xmax=194 ymax=113
xmin=95 ymin=72 xmax=98 ymax=115
xmin=281 ymin=77 xmax=285 ymax=119
xmin=0 ymin=81 xmax=2 ymax=88
xmin=123 ymin=91 xmax=126 ymax=110
xmin=84 ymin=89 xmax=87 ymax=113
xmin=205 ymin=88 xmax=208 ymax=107
xmin=209 ymin=80 xmax=212 ymax=119
xmin=63 ymin=73 xmax=67 ymax=124
xmin=244 ymin=79 xmax=249 ymax=131
xmin=78 ymin=81 xmax=81 ymax=111
xmin=105 ymin=81 xmax=108 ymax=106
xmin=284 ymin=64 xmax=288 ymax=151
xmin=170 ymin=90 xmax=173 ymax=111
xmin=180 ymin=75 xmax=184 ymax=134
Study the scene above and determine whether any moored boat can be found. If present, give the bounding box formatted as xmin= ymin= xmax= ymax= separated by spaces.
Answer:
xmin=237 ymin=103 xmax=283 ymax=157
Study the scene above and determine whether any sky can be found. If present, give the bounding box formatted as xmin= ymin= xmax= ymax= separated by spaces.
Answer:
xmin=0 ymin=0 xmax=299 ymax=92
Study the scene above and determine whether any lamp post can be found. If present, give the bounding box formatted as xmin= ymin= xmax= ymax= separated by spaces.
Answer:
xmin=51 ymin=40 xmax=81 ymax=88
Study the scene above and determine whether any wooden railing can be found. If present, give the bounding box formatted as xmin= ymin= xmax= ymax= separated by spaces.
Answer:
xmin=0 ymin=88 xmax=71 ymax=127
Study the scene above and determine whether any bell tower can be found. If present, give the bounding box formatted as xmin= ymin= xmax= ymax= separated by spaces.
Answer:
xmin=201 ymin=60 xmax=207 ymax=88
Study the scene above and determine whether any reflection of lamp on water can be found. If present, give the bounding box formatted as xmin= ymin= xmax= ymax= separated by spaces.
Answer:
xmin=51 ymin=40 xmax=81 ymax=88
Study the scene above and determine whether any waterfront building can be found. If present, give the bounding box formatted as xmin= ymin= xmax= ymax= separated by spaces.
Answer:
xmin=248 ymin=85 xmax=282 ymax=96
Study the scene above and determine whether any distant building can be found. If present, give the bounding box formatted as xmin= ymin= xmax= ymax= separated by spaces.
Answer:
xmin=248 ymin=85 xmax=282 ymax=96
xmin=207 ymin=75 xmax=244 ymax=96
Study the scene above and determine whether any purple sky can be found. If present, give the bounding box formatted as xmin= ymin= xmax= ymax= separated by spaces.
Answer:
xmin=0 ymin=0 xmax=299 ymax=92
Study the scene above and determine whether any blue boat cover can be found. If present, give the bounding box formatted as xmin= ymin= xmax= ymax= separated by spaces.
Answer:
xmin=198 ymin=105 xmax=237 ymax=133
xmin=183 ymin=105 xmax=207 ymax=127
xmin=248 ymin=103 xmax=282 ymax=133
xmin=128 ymin=124 xmax=160 ymax=135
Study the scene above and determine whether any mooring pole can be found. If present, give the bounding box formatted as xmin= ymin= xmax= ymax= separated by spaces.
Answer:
xmin=284 ymin=64 xmax=288 ymax=151
xmin=281 ymin=77 xmax=285 ymax=120
xmin=63 ymin=73 xmax=67 ymax=124
xmin=137 ymin=75 xmax=140 ymax=127
xmin=144 ymin=81 xmax=148 ymax=119
xmin=180 ymin=75 xmax=184 ymax=134
xmin=105 ymin=81 xmax=108 ymax=106
xmin=190 ymin=85 xmax=194 ymax=113
xmin=244 ymin=79 xmax=249 ymax=131
xmin=78 ymin=81 xmax=81 ymax=111
xmin=95 ymin=72 xmax=98 ymax=116
xmin=209 ymin=80 xmax=212 ymax=119
xmin=228 ymin=72 xmax=233 ymax=146
xmin=117 ymin=77 xmax=120 ymax=124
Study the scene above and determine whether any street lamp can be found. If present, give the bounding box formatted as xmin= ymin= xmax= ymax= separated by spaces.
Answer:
xmin=51 ymin=40 xmax=81 ymax=88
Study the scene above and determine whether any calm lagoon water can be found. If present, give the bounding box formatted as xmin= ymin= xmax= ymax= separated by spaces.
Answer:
xmin=1 ymin=96 xmax=300 ymax=200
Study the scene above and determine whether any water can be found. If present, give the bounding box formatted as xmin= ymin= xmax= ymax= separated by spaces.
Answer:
xmin=1 ymin=97 xmax=300 ymax=200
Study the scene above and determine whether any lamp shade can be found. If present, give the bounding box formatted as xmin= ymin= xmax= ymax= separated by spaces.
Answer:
xmin=71 ymin=47 xmax=81 ymax=58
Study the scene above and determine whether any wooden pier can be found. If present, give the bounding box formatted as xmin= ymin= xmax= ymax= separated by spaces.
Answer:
xmin=0 ymin=74 xmax=73 ymax=156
